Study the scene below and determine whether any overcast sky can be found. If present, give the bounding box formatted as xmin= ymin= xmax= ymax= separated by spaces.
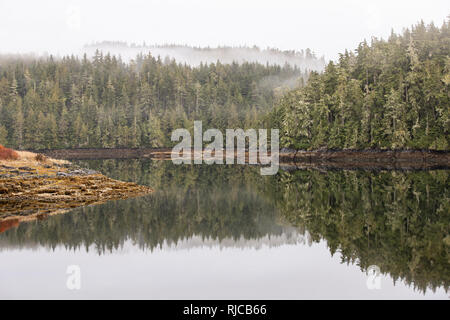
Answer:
xmin=0 ymin=0 xmax=448 ymax=60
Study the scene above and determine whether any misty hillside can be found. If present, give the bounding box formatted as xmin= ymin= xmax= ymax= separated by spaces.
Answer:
xmin=83 ymin=42 xmax=326 ymax=71
xmin=0 ymin=53 xmax=306 ymax=150
xmin=270 ymin=20 xmax=450 ymax=151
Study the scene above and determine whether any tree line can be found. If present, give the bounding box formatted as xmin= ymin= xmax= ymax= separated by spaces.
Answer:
xmin=268 ymin=20 xmax=449 ymax=150
xmin=0 ymin=20 xmax=448 ymax=152
xmin=0 ymin=51 xmax=309 ymax=149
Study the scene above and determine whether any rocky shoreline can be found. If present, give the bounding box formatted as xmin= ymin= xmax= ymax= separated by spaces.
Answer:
xmin=0 ymin=153 xmax=153 ymax=230
xmin=278 ymin=149 xmax=450 ymax=170
xmin=39 ymin=148 xmax=450 ymax=170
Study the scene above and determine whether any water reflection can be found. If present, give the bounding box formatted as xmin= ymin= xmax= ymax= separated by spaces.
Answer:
xmin=0 ymin=159 xmax=448 ymax=295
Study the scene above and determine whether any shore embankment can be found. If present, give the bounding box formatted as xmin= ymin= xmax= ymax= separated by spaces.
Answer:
xmin=0 ymin=150 xmax=153 ymax=231
xmin=38 ymin=148 xmax=450 ymax=170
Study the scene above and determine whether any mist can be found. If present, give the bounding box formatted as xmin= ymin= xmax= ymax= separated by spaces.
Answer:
xmin=83 ymin=42 xmax=326 ymax=71
xmin=1 ymin=0 xmax=448 ymax=61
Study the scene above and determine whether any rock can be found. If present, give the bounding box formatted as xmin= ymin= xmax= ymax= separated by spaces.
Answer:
xmin=36 ymin=175 xmax=50 ymax=179
xmin=69 ymin=169 xmax=84 ymax=175
xmin=0 ymin=165 xmax=152 ymax=222
xmin=18 ymin=172 xmax=34 ymax=176
xmin=279 ymin=165 xmax=297 ymax=171
xmin=56 ymin=172 xmax=70 ymax=177
xmin=18 ymin=166 xmax=35 ymax=171
xmin=68 ymin=169 xmax=98 ymax=176
xmin=280 ymin=148 xmax=297 ymax=154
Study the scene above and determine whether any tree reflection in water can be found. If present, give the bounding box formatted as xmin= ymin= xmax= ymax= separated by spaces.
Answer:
xmin=0 ymin=159 xmax=448 ymax=294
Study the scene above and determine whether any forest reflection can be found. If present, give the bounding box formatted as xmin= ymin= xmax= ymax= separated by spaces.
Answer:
xmin=0 ymin=159 xmax=448 ymax=293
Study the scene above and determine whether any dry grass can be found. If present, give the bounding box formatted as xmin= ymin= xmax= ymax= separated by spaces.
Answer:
xmin=35 ymin=153 xmax=47 ymax=162
xmin=0 ymin=149 xmax=68 ymax=168
xmin=0 ymin=145 xmax=19 ymax=160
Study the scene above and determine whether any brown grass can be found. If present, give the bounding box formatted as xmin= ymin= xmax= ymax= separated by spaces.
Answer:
xmin=0 ymin=145 xmax=19 ymax=160
xmin=35 ymin=153 xmax=48 ymax=162
xmin=0 ymin=149 xmax=68 ymax=169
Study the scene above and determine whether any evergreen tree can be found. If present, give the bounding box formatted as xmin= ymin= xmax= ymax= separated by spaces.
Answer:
xmin=271 ymin=20 xmax=449 ymax=151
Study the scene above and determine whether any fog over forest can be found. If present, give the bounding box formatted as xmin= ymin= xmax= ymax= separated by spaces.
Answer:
xmin=83 ymin=42 xmax=326 ymax=71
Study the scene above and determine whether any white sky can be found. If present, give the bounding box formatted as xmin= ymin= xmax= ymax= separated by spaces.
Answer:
xmin=0 ymin=0 xmax=449 ymax=60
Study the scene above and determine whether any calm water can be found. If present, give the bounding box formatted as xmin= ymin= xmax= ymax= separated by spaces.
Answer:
xmin=0 ymin=159 xmax=448 ymax=299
